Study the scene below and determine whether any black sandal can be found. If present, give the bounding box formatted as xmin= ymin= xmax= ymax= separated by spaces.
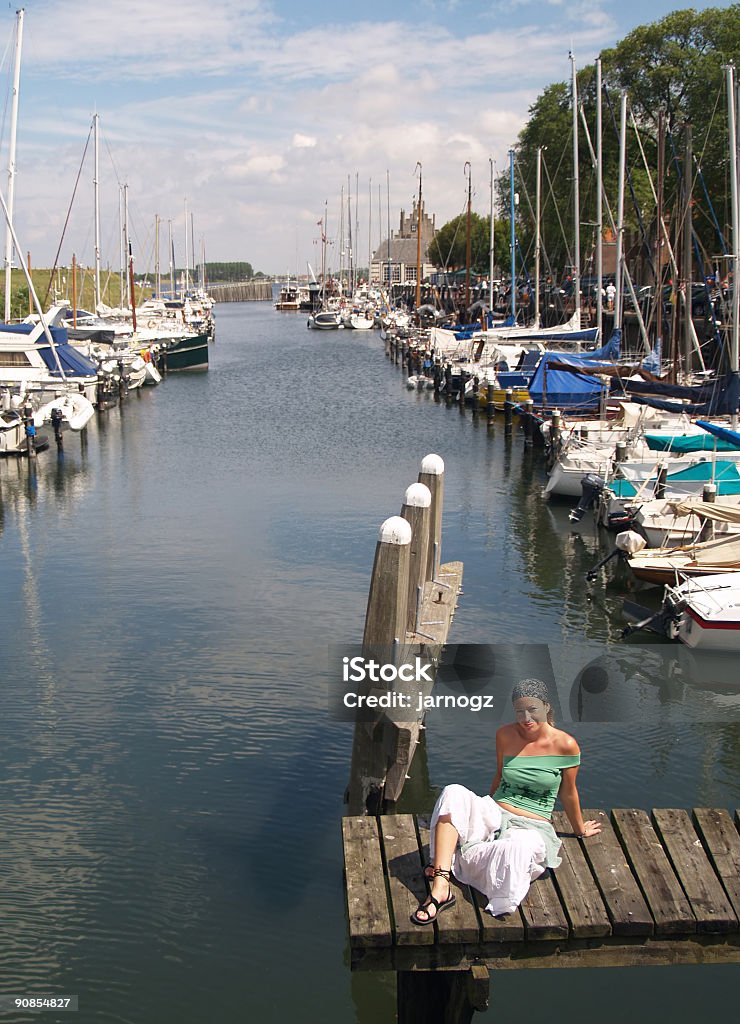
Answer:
xmin=410 ymin=868 xmax=456 ymax=925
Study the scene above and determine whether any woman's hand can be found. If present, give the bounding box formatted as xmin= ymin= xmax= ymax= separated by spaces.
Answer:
xmin=575 ymin=820 xmax=601 ymax=838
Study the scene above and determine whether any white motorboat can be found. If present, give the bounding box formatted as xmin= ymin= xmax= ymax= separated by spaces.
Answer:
xmin=663 ymin=573 xmax=740 ymax=650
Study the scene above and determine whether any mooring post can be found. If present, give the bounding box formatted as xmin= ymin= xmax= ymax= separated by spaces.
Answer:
xmin=504 ymin=388 xmax=513 ymax=436
xmin=655 ymin=464 xmax=667 ymax=499
xmin=51 ymin=406 xmax=64 ymax=449
xmin=362 ymin=515 xmax=413 ymax=652
xmin=523 ymin=399 xmax=535 ymax=445
xmin=615 ymin=441 xmax=627 ymax=463
xmin=347 ymin=516 xmax=414 ymax=816
xmin=401 ymin=483 xmax=432 ymax=635
xmin=418 ymin=454 xmax=444 ymax=582
xmin=699 ymin=482 xmax=717 ymax=542
xmin=486 ymin=382 xmax=496 ymax=422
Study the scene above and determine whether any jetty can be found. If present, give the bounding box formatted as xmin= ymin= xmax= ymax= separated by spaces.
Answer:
xmin=343 ymin=807 xmax=740 ymax=1022
xmin=208 ymin=281 xmax=272 ymax=302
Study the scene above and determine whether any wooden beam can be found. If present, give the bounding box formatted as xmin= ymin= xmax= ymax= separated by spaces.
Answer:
xmin=380 ymin=814 xmax=434 ymax=947
xmin=694 ymin=807 xmax=740 ymax=922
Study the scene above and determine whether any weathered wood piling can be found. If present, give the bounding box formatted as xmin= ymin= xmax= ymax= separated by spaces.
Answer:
xmin=208 ymin=281 xmax=272 ymax=302
xmin=345 ymin=455 xmax=463 ymax=816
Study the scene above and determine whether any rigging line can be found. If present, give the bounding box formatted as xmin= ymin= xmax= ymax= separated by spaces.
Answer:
xmin=542 ymin=152 xmax=572 ymax=272
xmin=43 ymin=123 xmax=93 ymax=306
xmin=604 ymin=88 xmax=655 ymax=276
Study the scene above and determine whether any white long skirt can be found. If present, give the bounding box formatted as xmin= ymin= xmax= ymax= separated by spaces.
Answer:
xmin=430 ymin=784 xmax=548 ymax=916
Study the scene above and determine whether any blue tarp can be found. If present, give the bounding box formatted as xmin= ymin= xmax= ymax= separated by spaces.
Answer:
xmin=527 ymin=350 xmax=611 ymax=410
xmin=0 ymin=321 xmax=98 ymax=377
xmin=696 ymin=419 xmax=740 ymax=449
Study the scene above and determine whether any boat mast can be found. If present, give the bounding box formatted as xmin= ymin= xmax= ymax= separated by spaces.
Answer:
xmin=368 ymin=177 xmax=372 ymax=289
xmin=570 ymin=52 xmax=581 ymax=325
xmin=190 ymin=211 xmax=195 ymax=294
xmin=93 ymin=111 xmax=101 ymax=310
xmin=4 ymin=7 xmax=23 ymax=323
xmin=464 ymin=161 xmax=472 ymax=313
xmin=535 ymin=147 xmax=542 ymax=329
xmin=168 ymin=219 xmax=175 ymax=297
xmin=682 ymin=121 xmax=693 ymax=375
xmin=656 ymin=106 xmax=665 ymax=375
xmin=415 ymin=162 xmax=422 ymax=311
xmin=119 ymin=187 xmax=125 ymax=305
xmin=596 ymin=56 xmax=603 ymax=341
xmin=726 ymin=63 xmax=739 ymax=427
xmin=339 ymin=184 xmax=344 ymax=294
xmin=614 ymin=91 xmax=628 ymax=332
xmin=489 ymin=157 xmax=495 ymax=312
xmin=386 ymin=169 xmax=391 ymax=292
xmin=509 ymin=149 xmax=516 ymax=322
xmin=347 ymin=176 xmax=353 ymax=297
xmin=183 ymin=198 xmax=189 ymax=299
xmin=155 ymin=214 xmax=160 ymax=297
xmin=123 ymin=183 xmax=130 ymax=307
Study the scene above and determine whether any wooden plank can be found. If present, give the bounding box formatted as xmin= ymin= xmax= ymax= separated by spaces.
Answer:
xmin=692 ymin=808 xmax=740 ymax=924
xmin=579 ymin=809 xmax=653 ymax=936
xmin=342 ymin=816 xmax=392 ymax=947
xmin=519 ymin=870 xmax=569 ymax=940
xmin=612 ymin=809 xmax=695 ymax=936
xmin=474 ymin=888 xmax=526 ymax=943
xmin=653 ymin=809 xmax=737 ymax=934
xmin=417 ymin=818 xmax=481 ymax=945
xmin=410 ymin=562 xmax=463 ymax=647
xmin=379 ymin=814 xmax=434 ymax=947
xmin=551 ymin=811 xmax=611 ymax=938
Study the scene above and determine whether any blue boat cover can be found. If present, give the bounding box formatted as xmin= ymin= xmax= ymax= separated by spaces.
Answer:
xmin=527 ymin=350 xmax=611 ymax=409
xmin=0 ymin=321 xmax=98 ymax=376
xmin=696 ymin=420 xmax=740 ymax=450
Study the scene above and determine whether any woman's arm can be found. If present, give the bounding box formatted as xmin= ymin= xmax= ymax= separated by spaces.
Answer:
xmin=489 ymin=728 xmax=506 ymax=796
xmin=558 ymin=766 xmax=601 ymax=838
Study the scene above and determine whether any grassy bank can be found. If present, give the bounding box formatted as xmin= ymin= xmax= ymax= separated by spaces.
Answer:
xmin=1 ymin=266 xmax=151 ymax=320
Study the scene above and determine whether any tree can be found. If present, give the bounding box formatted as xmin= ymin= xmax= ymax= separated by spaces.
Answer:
xmin=428 ymin=213 xmax=508 ymax=275
xmin=505 ymin=6 xmax=740 ymax=285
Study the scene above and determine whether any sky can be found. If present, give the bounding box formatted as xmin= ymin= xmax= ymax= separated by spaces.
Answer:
xmin=0 ymin=0 xmax=728 ymax=278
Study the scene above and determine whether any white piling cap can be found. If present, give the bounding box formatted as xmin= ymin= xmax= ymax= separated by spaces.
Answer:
xmin=378 ymin=516 xmax=413 ymax=545
xmin=403 ymin=483 xmax=432 ymax=508
xmin=420 ymin=453 xmax=444 ymax=475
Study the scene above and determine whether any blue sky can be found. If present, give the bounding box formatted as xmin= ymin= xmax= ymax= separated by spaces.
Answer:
xmin=0 ymin=0 xmax=728 ymax=278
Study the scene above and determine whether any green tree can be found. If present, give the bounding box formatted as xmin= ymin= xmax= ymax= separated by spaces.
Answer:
xmin=429 ymin=213 xmax=508 ymax=274
xmin=505 ymin=5 xmax=740 ymax=284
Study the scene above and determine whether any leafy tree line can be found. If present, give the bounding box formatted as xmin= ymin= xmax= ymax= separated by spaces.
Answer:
xmin=434 ymin=6 xmax=739 ymax=284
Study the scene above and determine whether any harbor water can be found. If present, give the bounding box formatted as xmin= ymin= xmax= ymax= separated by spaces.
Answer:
xmin=0 ymin=302 xmax=737 ymax=1022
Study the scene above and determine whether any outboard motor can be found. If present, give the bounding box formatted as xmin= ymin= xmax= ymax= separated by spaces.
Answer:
xmin=569 ymin=473 xmax=605 ymax=523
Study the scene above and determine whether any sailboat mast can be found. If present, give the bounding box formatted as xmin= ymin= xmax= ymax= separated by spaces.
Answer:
xmin=184 ymin=198 xmax=190 ymax=298
xmin=656 ymin=107 xmax=665 ymax=371
xmin=347 ymin=176 xmax=353 ymax=296
xmin=93 ymin=112 xmax=101 ymax=310
xmin=155 ymin=214 xmax=160 ymax=297
xmin=489 ymin=157 xmax=495 ymax=312
xmin=368 ymin=177 xmax=372 ymax=288
xmin=726 ymin=63 xmax=739 ymax=427
xmin=509 ymin=149 xmax=516 ymax=322
xmin=596 ymin=56 xmax=603 ymax=341
xmin=570 ymin=52 xmax=581 ymax=324
xmin=415 ymin=162 xmax=422 ymax=311
xmin=464 ymin=162 xmax=472 ymax=312
xmin=535 ymin=148 xmax=542 ymax=329
xmin=123 ymin=183 xmax=130 ymax=306
xmin=683 ymin=121 xmax=693 ymax=374
xmin=168 ymin=219 xmax=174 ymax=297
xmin=614 ymin=91 xmax=628 ymax=330
xmin=190 ymin=211 xmax=195 ymax=293
xmin=4 ymin=8 xmax=23 ymax=323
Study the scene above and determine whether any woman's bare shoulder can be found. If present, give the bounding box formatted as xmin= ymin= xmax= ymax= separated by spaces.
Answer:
xmin=495 ymin=723 xmax=518 ymax=749
xmin=552 ymin=729 xmax=580 ymax=756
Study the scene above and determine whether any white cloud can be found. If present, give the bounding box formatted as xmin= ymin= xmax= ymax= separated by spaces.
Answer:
xmin=292 ymin=134 xmax=317 ymax=149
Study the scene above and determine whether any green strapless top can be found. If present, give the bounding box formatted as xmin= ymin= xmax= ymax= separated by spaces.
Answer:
xmin=493 ymin=754 xmax=581 ymax=820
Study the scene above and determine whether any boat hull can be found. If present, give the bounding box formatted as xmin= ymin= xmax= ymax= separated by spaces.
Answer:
xmin=162 ymin=333 xmax=209 ymax=372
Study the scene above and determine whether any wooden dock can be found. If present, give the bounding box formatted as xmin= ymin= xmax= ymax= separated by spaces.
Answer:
xmin=343 ymin=808 xmax=740 ymax=1020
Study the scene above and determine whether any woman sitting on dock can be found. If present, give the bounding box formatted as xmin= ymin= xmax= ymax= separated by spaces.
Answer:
xmin=411 ymin=678 xmax=601 ymax=924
